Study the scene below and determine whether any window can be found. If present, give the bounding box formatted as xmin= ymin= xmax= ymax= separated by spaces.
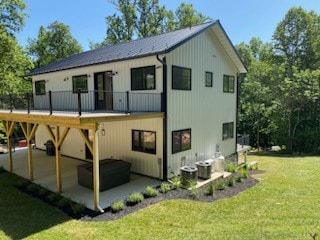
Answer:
xmin=131 ymin=66 xmax=155 ymax=90
xmin=223 ymin=75 xmax=235 ymax=93
xmin=205 ymin=72 xmax=213 ymax=87
xmin=172 ymin=129 xmax=191 ymax=154
xmin=132 ymin=130 xmax=156 ymax=154
xmin=222 ymin=122 xmax=234 ymax=140
xmin=172 ymin=66 xmax=191 ymax=90
xmin=72 ymin=75 xmax=88 ymax=93
xmin=35 ymin=80 xmax=46 ymax=95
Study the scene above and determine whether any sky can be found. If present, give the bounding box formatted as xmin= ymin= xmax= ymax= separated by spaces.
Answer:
xmin=17 ymin=0 xmax=320 ymax=51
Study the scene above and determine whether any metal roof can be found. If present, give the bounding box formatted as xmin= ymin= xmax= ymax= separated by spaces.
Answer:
xmin=28 ymin=20 xmax=246 ymax=76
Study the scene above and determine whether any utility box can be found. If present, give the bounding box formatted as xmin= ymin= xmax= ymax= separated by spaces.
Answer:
xmin=196 ymin=161 xmax=212 ymax=179
xmin=180 ymin=166 xmax=198 ymax=186
xmin=45 ymin=140 xmax=55 ymax=156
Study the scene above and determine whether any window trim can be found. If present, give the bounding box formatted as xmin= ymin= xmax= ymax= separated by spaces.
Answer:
xmin=35 ymin=80 xmax=46 ymax=95
xmin=205 ymin=71 xmax=213 ymax=87
xmin=222 ymin=122 xmax=234 ymax=140
xmin=172 ymin=128 xmax=191 ymax=154
xmin=131 ymin=65 xmax=156 ymax=91
xmin=223 ymin=75 xmax=235 ymax=93
xmin=72 ymin=74 xmax=88 ymax=93
xmin=172 ymin=65 xmax=192 ymax=90
xmin=132 ymin=129 xmax=156 ymax=154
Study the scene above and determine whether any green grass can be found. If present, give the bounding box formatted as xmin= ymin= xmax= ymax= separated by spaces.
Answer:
xmin=1 ymin=154 xmax=320 ymax=239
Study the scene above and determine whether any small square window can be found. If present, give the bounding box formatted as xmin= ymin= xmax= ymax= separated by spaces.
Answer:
xmin=223 ymin=75 xmax=235 ymax=93
xmin=222 ymin=122 xmax=234 ymax=140
xmin=172 ymin=129 xmax=191 ymax=154
xmin=132 ymin=130 xmax=156 ymax=154
xmin=131 ymin=66 xmax=156 ymax=90
xmin=172 ymin=66 xmax=191 ymax=90
xmin=205 ymin=72 xmax=213 ymax=87
xmin=35 ymin=80 xmax=46 ymax=95
xmin=72 ymin=75 xmax=88 ymax=93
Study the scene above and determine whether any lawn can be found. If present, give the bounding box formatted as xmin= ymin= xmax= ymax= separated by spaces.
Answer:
xmin=1 ymin=154 xmax=320 ymax=239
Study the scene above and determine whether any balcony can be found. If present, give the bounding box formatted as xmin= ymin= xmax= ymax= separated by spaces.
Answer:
xmin=0 ymin=90 xmax=163 ymax=116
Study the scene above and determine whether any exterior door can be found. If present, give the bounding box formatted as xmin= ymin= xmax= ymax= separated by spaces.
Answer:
xmin=94 ymin=71 xmax=113 ymax=110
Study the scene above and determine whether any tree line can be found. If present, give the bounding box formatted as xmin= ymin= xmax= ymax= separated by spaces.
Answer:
xmin=0 ymin=1 xmax=319 ymax=153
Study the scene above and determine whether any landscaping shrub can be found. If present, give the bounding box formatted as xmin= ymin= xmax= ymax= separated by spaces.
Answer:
xmin=204 ymin=183 xmax=215 ymax=196
xmin=26 ymin=183 xmax=41 ymax=195
xmin=71 ymin=202 xmax=86 ymax=216
xmin=226 ymin=175 xmax=235 ymax=187
xmin=127 ymin=193 xmax=144 ymax=206
xmin=57 ymin=197 xmax=73 ymax=209
xmin=235 ymin=174 xmax=243 ymax=182
xmin=188 ymin=183 xmax=199 ymax=199
xmin=38 ymin=187 xmax=50 ymax=198
xmin=15 ymin=179 xmax=30 ymax=189
xmin=47 ymin=192 xmax=63 ymax=204
xmin=0 ymin=166 xmax=5 ymax=173
xmin=240 ymin=168 xmax=248 ymax=179
xmin=159 ymin=182 xmax=171 ymax=193
xmin=225 ymin=162 xmax=237 ymax=173
xmin=111 ymin=201 xmax=124 ymax=213
xmin=214 ymin=180 xmax=226 ymax=191
xmin=170 ymin=176 xmax=181 ymax=189
xmin=143 ymin=186 xmax=158 ymax=198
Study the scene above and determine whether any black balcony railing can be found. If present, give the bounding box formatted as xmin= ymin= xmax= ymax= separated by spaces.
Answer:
xmin=0 ymin=90 xmax=163 ymax=116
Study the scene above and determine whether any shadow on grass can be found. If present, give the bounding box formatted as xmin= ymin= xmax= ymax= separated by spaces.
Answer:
xmin=0 ymin=171 xmax=71 ymax=240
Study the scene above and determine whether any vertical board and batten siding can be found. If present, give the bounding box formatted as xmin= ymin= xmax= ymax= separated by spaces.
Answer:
xmin=32 ymin=56 xmax=163 ymax=111
xmin=98 ymin=118 xmax=163 ymax=179
xmin=166 ymin=29 xmax=238 ymax=175
xmin=34 ymin=117 xmax=163 ymax=178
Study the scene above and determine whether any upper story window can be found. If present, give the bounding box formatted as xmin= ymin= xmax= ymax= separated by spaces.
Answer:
xmin=223 ymin=75 xmax=235 ymax=93
xmin=172 ymin=66 xmax=191 ymax=90
xmin=72 ymin=75 xmax=88 ymax=93
xmin=222 ymin=122 xmax=234 ymax=140
xmin=35 ymin=80 xmax=46 ymax=95
xmin=132 ymin=130 xmax=156 ymax=154
xmin=131 ymin=66 xmax=155 ymax=90
xmin=172 ymin=129 xmax=191 ymax=154
xmin=205 ymin=71 xmax=213 ymax=87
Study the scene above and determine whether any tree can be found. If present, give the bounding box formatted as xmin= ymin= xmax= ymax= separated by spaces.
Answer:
xmin=103 ymin=1 xmax=210 ymax=45
xmin=0 ymin=0 xmax=26 ymax=34
xmin=27 ymin=21 xmax=82 ymax=67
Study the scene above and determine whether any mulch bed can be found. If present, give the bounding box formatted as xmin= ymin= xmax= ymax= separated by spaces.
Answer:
xmin=80 ymin=169 xmax=263 ymax=222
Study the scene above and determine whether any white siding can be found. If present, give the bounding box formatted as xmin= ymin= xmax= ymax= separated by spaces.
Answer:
xmin=166 ymin=29 xmax=238 ymax=176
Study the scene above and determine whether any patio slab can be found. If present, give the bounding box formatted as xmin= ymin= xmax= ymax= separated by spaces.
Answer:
xmin=0 ymin=148 xmax=161 ymax=210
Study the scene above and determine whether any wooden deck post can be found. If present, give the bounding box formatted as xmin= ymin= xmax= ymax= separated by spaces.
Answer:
xmin=2 ymin=120 xmax=15 ymax=172
xmin=92 ymin=129 xmax=100 ymax=211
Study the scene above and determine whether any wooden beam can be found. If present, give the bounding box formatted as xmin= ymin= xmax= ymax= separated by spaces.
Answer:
xmin=55 ymin=126 xmax=62 ymax=193
xmin=92 ymin=129 xmax=100 ymax=211
xmin=78 ymin=129 xmax=93 ymax=155
xmin=57 ymin=127 xmax=70 ymax=147
xmin=2 ymin=120 xmax=15 ymax=172
xmin=19 ymin=122 xmax=27 ymax=138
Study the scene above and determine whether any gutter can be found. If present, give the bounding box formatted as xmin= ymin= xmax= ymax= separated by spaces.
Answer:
xmin=156 ymin=54 xmax=168 ymax=180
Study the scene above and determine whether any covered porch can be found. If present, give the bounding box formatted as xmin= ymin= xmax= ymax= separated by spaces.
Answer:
xmin=0 ymin=147 xmax=161 ymax=210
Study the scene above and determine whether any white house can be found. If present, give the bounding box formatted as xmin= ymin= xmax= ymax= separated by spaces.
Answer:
xmin=0 ymin=20 xmax=246 ymax=211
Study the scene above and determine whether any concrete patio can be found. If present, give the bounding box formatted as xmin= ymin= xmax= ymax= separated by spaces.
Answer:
xmin=0 ymin=147 xmax=161 ymax=211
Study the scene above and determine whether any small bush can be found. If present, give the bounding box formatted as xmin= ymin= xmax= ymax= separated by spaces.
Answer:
xmin=204 ymin=183 xmax=215 ymax=196
xmin=111 ymin=201 xmax=124 ymax=213
xmin=38 ymin=188 xmax=50 ymax=198
xmin=71 ymin=203 xmax=86 ymax=215
xmin=214 ymin=180 xmax=226 ymax=191
xmin=188 ymin=184 xmax=199 ymax=199
xmin=47 ymin=192 xmax=63 ymax=204
xmin=0 ymin=166 xmax=6 ymax=173
xmin=127 ymin=193 xmax=144 ymax=206
xmin=159 ymin=182 xmax=171 ymax=193
xmin=235 ymin=174 xmax=242 ymax=182
xmin=225 ymin=163 xmax=237 ymax=173
xmin=170 ymin=176 xmax=181 ymax=189
xmin=143 ymin=186 xmax=158 ymax=198
xmin=27 ymin=183 xmax=41 ymax=195
xmin=240 ymin=168 xmax=248 ymax=179
xmin=226 ymin=176 xmax=235 ymax=187
xmin=16 ymin=179 xmax=30 ymax=189
xmin=57 ymin=197 xmax=73 ymax=209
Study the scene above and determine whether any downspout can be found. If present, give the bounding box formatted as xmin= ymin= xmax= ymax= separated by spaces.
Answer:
xmin=235 ymin=73 xmax=241 ymax=164
xmin=157 ymin=54 xmax=168 ymax=180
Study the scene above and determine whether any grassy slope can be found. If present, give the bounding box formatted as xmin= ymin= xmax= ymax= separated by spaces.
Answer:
xmin=1 ymin=154 xmax=320 ymax=240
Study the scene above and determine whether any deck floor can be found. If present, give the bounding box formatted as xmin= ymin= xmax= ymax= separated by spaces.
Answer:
xmin=0 ymin=148 xmax=161 ymax=210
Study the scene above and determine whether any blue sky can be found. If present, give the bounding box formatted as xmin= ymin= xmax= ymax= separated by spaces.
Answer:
xmin=17 ymin=0 xmax=320 ymax=51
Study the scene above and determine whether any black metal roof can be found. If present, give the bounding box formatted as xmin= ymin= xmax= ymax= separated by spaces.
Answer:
xmin=28 ymin=20 xmax=246 ymax=75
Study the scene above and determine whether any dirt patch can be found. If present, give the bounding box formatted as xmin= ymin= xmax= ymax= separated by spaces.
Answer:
xmin=81 ymin=170 xmax=262 ymax=222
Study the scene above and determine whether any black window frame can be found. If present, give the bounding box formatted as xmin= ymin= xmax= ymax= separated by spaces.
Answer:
xmin=35 ymin=80 xmax=46 ymax=95
xmin=172 ymin=128 xmax=191 ymax=154
xmin=72 ymin=74 xmax=88 ymax=93
xmin=132 ymin=129 xmax=156 ymax=154
xmin=131 ymin=65 xmax=156 ymax=91
xmin=205 ymin=71 xmax=213 ymax=87
xmin=172 ymin=65 xmax=192 ymax=90
xmin=223 ymin=75 xmax=235 ymax=93
xmin=222 ymin=122 xmax=234 ymax=140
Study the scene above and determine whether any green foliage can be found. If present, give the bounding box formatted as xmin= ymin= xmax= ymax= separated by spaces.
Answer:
xmin=38 ymin=187 xmax=50 ymax=198
xmin=127 ymin=192 xmax=144 ymax=205
xmin=57 ymin=197 xmax=73 ymax=209
xmin=159 ymin=182 xmax=171 ymax=193
xmin=0 ymin=0 xmax=27 ymax=34
xmin=47 ymin=192 xmax=63 ymax=204
xmin=204 ymin=183 xmax=215 ymax=196
xmin=111 ymin=201 xmax=124 ymax=213
xmin=26 ymin=183 xmax=41 ymax=195
xmin=0 ymin=166 xmax=5 ymax=173
xmin=226 ymin=176 xmax=235 ymax=187
xmin=71 ymin=203 xmax=86 ymax=215
xmin=143 ymin=186 xmax=158 ymax=198
xmin=225 ymin=162 xmax=237 ymax=173
xmin=170 ymin=176 xmax=181 ymax=189
xmin=235 ymin=174 xmax=243 ymax=183
xmin=240 ymin=168 xmax=249 ymax=179
xmin=214 ymin=180 xmax=226 ymax=191
xmin=27 ymin=21 xmax=82 ymax=67
xmin=188 ymin=184 xmax=199 ymax=199
xmin=103 ymin=1 xmax=210 ymax=45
